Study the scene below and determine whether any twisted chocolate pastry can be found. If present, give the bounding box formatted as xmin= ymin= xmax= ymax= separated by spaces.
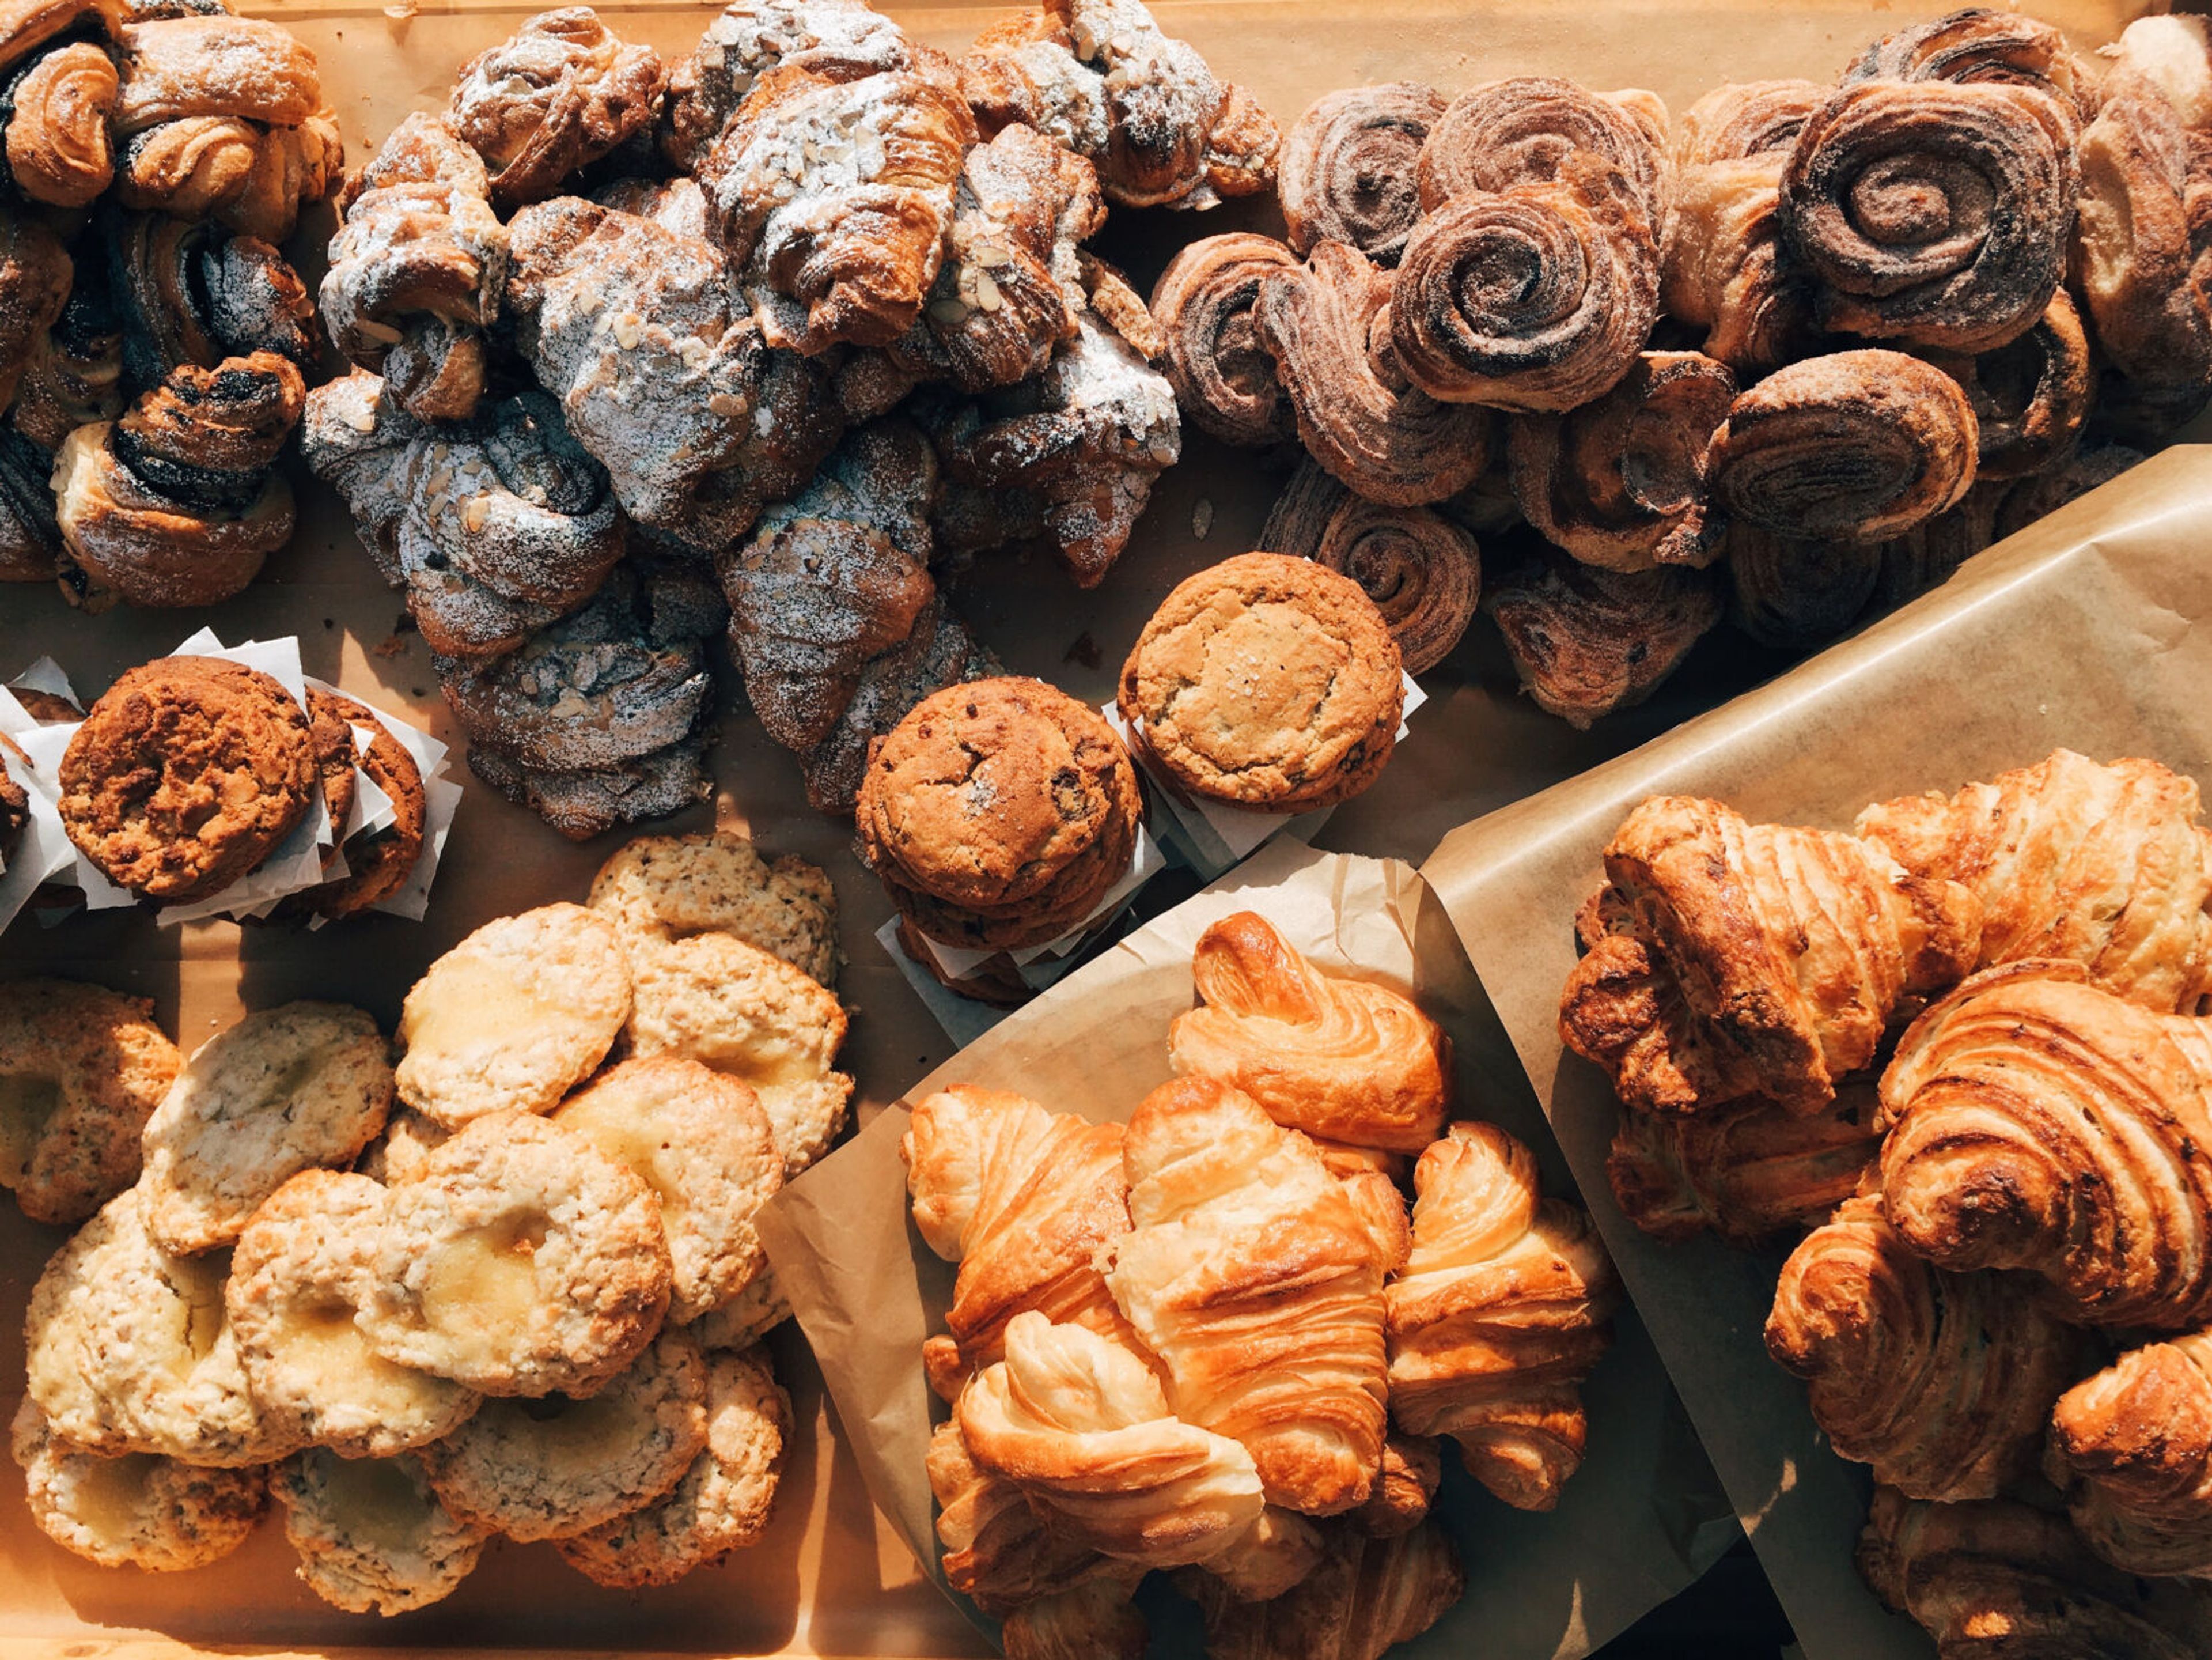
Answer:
xmin=0 ymin=211 xmax=69 ymax=418
xmin=1911 ymin=289 xmax=2090 ymax=480
xmin=1416 ymin=76 xmax=1669 ymax=233
xmin=449 ymin=8 xmax=662 ymax=209
xmin=1485 ymin=549 xmax=1719 ymax=729
xmin=1723 ymin=524 xmax=1879 ymax=651
xmin=13 ymin=259 xmax=121 ymax=450
xmin=0 ymin=425 xmax=60 ymax=583
xmin=1279 ymin=83 xmax=1444 ymax=264
xmin=2051 ymin=1329 xmax=2212 ymax=1579
xmin=115 ymin=111 xmax=342 ymax=244
xmin=1149 ymin=232 xmax=1297 ymax=448
xmin=3 ymin=41 xmax=115 ymax=206
xmin=1710 ymin=350 xmax=1978 ymax=543
xmin=1252 ymin=241 xmax=1490 ymax=506
xmin=109 ymin=211 xmax=314 ymax=394
xmin=1389 ymin=165 xmax=1658 ymax=412
xmin=1508 ymin=350 xmax=1734 ymax=572
xmin=1843 ymin=7 xmax=2093 ymax=120
xmin=1781 ymin=80 xmax=2078 ymax=353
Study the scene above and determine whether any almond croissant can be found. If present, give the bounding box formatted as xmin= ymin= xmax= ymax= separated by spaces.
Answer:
xmin=2050 ymin=1329 xmax=2212 ymax=1579
xmin=1102 ymin=1077 xmax=1390 ymax=1517
xmin=1559 ymin=795 xmax=1981 ymax=1116
xmin=1384 ymin=1121 xmax=1615 ymax=1512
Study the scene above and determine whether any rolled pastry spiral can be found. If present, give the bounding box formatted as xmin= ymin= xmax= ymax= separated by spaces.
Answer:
xmin=0 ymin=211 xmax=68 ymax=417
xmin=448 ymin=8 xmax=665 ymax=208
xmin=1484 ymin=550 xmax=1719 ymax=729
xmin=1149 ymin=232 xmax=1300 ymax=448
xmin=1911 ymin=289 xmax=2090 ymax=480
xmin=1709 ymin=349 xmax=1978 ymax=543
xmin=1508 ymin=349 xmax=1734 ymax=572
xmin=2072 ymin=85 xmax=2212 ymax=401
xmin=1723 ymin=524 xmax=1880 ymax=651
xmin=1252 ymin=240 xmax=1491 ymax=507
xmin=1674 ymin=80 xmax=1825 ymax=169
xmin=4 ymin=41 xmax=115 ymax=206
xmin=1765 ymin=1195 xmax=2079 ymax=1501
xmin=1416 ymin=76 xmax=1669 ymax=233
xmin=2050 ymin=1329 xmax=2212 ymax=1579
xmin=1389 ymin=167 xmax=1659 ymax=412
xmin=1279 ymin=82 xmax=1445 ymax=264
xmin=1843 ymin=8 xmax=2092 ymax=120
xmin=1781 ymin=79 xmax=2079 ymax=353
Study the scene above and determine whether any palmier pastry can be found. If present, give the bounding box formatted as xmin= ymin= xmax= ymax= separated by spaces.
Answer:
xmin=1483 ymin=547 xmax=1720 ymax=727
xmin=108 ymin=212 xmax=315 ymax=391
xmin=5 ymin=41 xmax=115 ymax=206
xmin=660 ymin=0 xmax=918 ymax=172
xmin=448 ymin=7 xmax=662 ymax=208
xmin=1416 ymin=76 xmax=1670 ymax=233
xmin=1709 ymin=350 xmax=1979 ymax=543
xmin=115 ymin=109 xmax=342 ymax=243
xmin=1278 ymin=83 xmax=1444 ymax=264
xmin=0 ymin=211 xmax=69 ymax=417
xmin=1843 ymin=7 xmax=2093 ymax=119
xmin=1178 ymin=1519 xmax=1465 ymax=1660
xmin=1253 ymin=241 xmax=1491 ymax=506
xmin=1559 ymin=795 xmax=1980 ymax=1115
xmin=1148 ymin=232 xmax=1298 ymax=449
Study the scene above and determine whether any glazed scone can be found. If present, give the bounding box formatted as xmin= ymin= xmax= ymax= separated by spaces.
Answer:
xmin=226 ymin=1170 xmax=479 ymax=1459
xmin=589 ymin=831 xmax=840 ymax=986
xmin=354 ymin=1108 xmax=449 ymax=1186
xmin=356 ymin=1111 xmax=672 ymax=1397
xmin=12 ymin=1398 xmax=268 ymax=1572
xmin=419 ymin=1328 xmax=709 ymax=1542
xmin=141 ymin=1001 xmax=395 ymax=1254
xmin=625 ymin=932 xmax=853 ymax=1178
xmin=395 ymin=903 xmax=632 ymax=1128
xmin=23 ymin=1186 xmax=305 ymax=1466
xmin=685 ymin=1268 xmax=791 ymax=1352
xmin=272 ymin=1447 xmax=491 ymax=1616
xmin=557 ymin=1344 xmax=791 ymax=1587
xmin=0 ymin=977 xmax=179 ymax=1225
xmin=552 ymin=1056 xmax=783 ymax=1325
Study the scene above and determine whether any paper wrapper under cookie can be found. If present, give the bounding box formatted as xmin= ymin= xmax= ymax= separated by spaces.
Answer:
xmin=756 ymin=840 xmax=1740 ymax=1659
xmin=1416 ymin=444 xmax=2212 ymax=1659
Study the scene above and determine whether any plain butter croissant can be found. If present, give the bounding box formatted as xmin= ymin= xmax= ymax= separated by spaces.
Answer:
xmin=2050 ymin=1328 xmax=2212 ymax=1579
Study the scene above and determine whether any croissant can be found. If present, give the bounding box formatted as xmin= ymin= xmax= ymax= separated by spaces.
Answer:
xmin=902 ymin=1084 xmax=1136 ymax=1401
xmin=4 ymin=41 xmax=114 ymax=206
xmin=1878 ymin=962 xmax=2212 ymax=1329
xmin=448 ymin=8 xmax=662 ymax=209
xmin=925 ymin=1416 xmax=1118 ymax=1614
xmin=2049 ymin=1329 xmax=2212 ymax=1578
xmin=1607 ymin=1081 xmax=1882 ymax=1246
xmin=1279 ymin=84 xmax=1443 ymax=266
xmin=1149 ymin=232 xmax=1298 ymax=449
xmin=109 ymin=213 xmax=314 ymax=394
xmin=1559 ymin=795 xmax=1981 ymax=1115
xmin=1347 ymin=1434 xmax=1441 ymax=1539
xmin=1483 ymin=547 xmax=1721 ymax=728
xmin=1103 ymin=1077 xmax=1389 ymax=1516
xmin=957 ymin=1311 xmax=1266 ymax=1568
xmin=1843 ymin=8 xmax=2094 ymax=120
xmin=1252 ymin=241 xmax=1491 ymax=508
xmin=1177 ymin=1520 xmax=1465 ymax=1660
xmin=1417 ymin=77 xmax=1670 ymax=233
xmin=0 ymin=211 xmax=67 ymax=418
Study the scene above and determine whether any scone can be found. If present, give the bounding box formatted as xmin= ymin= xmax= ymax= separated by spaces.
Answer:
xmin=272 ymin=1447 xmax=490 ymax=1615
xmin=590 ymin=831 xmax=839 ymax=986
xmin=395 ymin=902 xmax=632 ymax=1128
xmin=356 ymin=1111 xmax=672 ymax=1397
xmin=624 ymin=932 xmax=853 ymax=1178
xmin=1118 ymin=551 xmax=1404 ymax=811
xmin=354 ymin=1108 xmax=449 ymax=1186
xmin=140 ymin=1001 xmax=395 ymax=1254
xmin=12 ymin=1398 xmax=268 ymax=1572
xmin=0 ymin=977 xmax=179 ymax=1225
xmin=58 ymin=656 xmax=315 ymax=901
xmin=685 ymin=1270 xmax=792 ymax=1352
xmin=556 ymin=1344 xmax=792 ymax=1587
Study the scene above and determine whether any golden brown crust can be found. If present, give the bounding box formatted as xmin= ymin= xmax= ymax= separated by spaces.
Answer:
xmin=2071 ymin=85 xmax=2212 ymax=398
xmin=448 ymin=8 xmax=664 ymax=209
xmin=1912 ymin=289 xmax=2092 ymax=482
xmin=2051 ymin=1330 xmax=2212 ymax=1578
xmin=1279 ymin=83 xmax=1444 ymax=264
xmin=1178 ymin=1519 xmax=1464 ymax=1660
xmin=0 ymin=977 xmax=177 ymax=1226
xmin=926 ymin=1417 xmax=1119 ymax=1614
xmin=111 ymin=17 xmax=321 ymax=135
xmin=283 ymin=689 xmax=427 ymax=921
xmin=1149 ymin=231 xmax=1298 ymax=449
xmin=1608 ymin=1082 xmax=1880 ymax=1247
xmin=1483 ymin=549 xmax=1720 ymax=728
xmin=1417 ymin=77 xmax=1669 ymax=231
xmin=1842 ymin=9 xmax=2093 ymax=121
xmin=6 ymin=42 xmax=116 ymax=206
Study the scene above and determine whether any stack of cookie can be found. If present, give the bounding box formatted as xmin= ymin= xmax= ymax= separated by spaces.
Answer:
xmin=856 ymin=676 xmax=1145 ymax=1005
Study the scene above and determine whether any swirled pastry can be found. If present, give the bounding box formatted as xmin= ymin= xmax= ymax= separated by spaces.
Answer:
xmin=1843 ymin=7 xmax=2093 ymax=119
xmin=14 ymin=266 xmax=124 ymax=451
xmin=1911 ymin=290 xmax=2090 ymax=481
xmin=1149 ymin=232 xmax=1298 ymax=448
xmin=1673 ymin=80 xmax=1824 ymax=169
xmin=1279 ymin=83 xmax=1444 ymax=264
xmin=2050 ymin=1328 xmax=2212 ymax=1579
xmin=1167 ymin=912 xmax=1451 ymax=1156
xmin=118 ymin=111 xmax=341 ymax=244
xmin=1103 ymin=1077 xmax=1389 ymax=1516
xmin=1384 ymin=1122 xmax=1615 ymax=1512
xmin=5 ymin=41 xmax=115 ymax=205
xmin=1252 ymin=241 xmax=1491 ymax=506
xmin=1766 ymin=1196 xmax=2077 ymax=1501
xmin=1993 ymin=443 xmax=2144 ymax=539
xmin=926 ymin=1416 xmax=1120 ymax=1613
xmin=110 ymin=213 xmax=314 ymax=391
xmin=0 ymin=211 xmax=67 ymax=417
xmin=110 ymin=16 xmax=319 ymax=134
xmin=1710 ymin=350 xmax=1979 ymax=543
xmin=1560 ymin=795 xmax=1980 ymax=1114
xmin=660 ymin=0 xmax=918 ymax=171
xmin=1178 ymin=1519 xmax=1465 ymax=1660
xmin=448 ymin=8 xmax=662 ymax=207
xmin=1417 ymin=76 xmax=1669 ymax=232
xmin=1484 ymin=548 xmax=1719 ymax=728
xmin=1723 ymin=524 xmax=1880 ymax=651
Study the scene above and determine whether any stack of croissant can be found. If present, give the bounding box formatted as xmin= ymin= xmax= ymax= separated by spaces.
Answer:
xmin=1153 ymin=9 xmax=2203 ymax=723
xmin=305 ymin=0 xmax=1272 ymax=826
xmin=0 ymin=0 xmax=336 ymax=611
xmin=912 ymin=910 xmax=1617 ymax=1660
xmin=1556 ymin=747 xmax=2212 ymax=1654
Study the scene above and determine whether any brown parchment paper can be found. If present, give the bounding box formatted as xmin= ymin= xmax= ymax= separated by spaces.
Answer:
xmin=1419 ymin=444 xmax=2212 ymax=1660
xmin=758 ymin=838 xmax=1743 ymax=1660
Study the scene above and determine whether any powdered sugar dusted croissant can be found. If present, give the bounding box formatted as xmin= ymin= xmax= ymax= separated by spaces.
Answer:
xmin=660 ymin=0 xmax=920 ymax=171
xmin=109 ymin=14 xmax=319 ymax=135
xmin=1559 ymin=795 xmax=1980 ymax=1115
xmin=1103 ymin=1077 xmax=1389 ymax=1516
xmin=1177 ymin=1519 xmax=1464 ymax=1660
xmin=1384 ymin=1121 xmax=1614 ymax=1512
xmin=1168 ymin=912 xmax=1452 ymax=1156
xmin=2051 ymin=1329 xmax=2212 ymax=1579
xmin=448 ymin=7 xmax=663 ymax=209
xmin=926 ymin=1416 xmax=1119 ymax=1614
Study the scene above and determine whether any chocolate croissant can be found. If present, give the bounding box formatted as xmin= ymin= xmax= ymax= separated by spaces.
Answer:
xmin=1149 ymin=232 xmax=1298 ymax=449
xmin=1416 ymin=76 xmax=1670 ymax=233
xmin=1385 ymin=1121 xmax=1616 ymax=1512
xmin=1766 ymin=1196 xmax=2079 ymax=1501
xmin=1484 ymin=546 xmax=1721 ymax=728
xmin=1279 ymin=83 xmax=1444 ymax=265
xmin=1559 ymin=795 xmax=1981 ymax=1115
xmin=447 ymin=7 xmax=663 ymax=209
xmin=1878 ymin=962 xmax=2212 ymax=1329
xmin=2050 ymin=1329 xmax=2212 ymax=1579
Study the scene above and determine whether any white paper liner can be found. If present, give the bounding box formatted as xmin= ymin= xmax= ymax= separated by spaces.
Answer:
xmin=873 ymin=913 xmax=1007 ymax=1049
xmin=366 ymin=713 xmax=459 ymax=923
xmin=7 ymin=656 xmax=76 ymax=705
xmin=344 ymin=725 xmax=398 ymax=840
xmin=0 ymin=687 xmax=79 ymax=935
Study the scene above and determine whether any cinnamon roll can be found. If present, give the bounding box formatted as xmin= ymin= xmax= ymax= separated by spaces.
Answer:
xmin=1724 ymin=525 xmax=1878 ymax=652
xmin=1911 ymin=289 xmax=2090 ymax=480
xmin=1417 ymin=76 xmax=1669 ymax=233
xmin=1673 ymin=81 xmax=1824 ymax=169
xmin=109 ymin=213 xmax=316 ymax=392
xmin=1484 ymin=547 xmax=1720 ymax=728
xmin=1508 ymin=350 xmax=1734 ymax=572
xmin=2072 ymin=86 xmax=2212 ymax=404
xmin=1148 ymin=232 xmax=1298 ymax=449
xmin=1868 ymin=480 xmax=2001 ymax=615
xmin=1843 ymin=8 xmax=2093 ymax=121
xmin=1781 ymin=80 xmax=2078 ymax=352
xmin=1251 ymin=240 xmax=1491 ymax=507
xmin=1993 ymin=444 xmax=2143 ymax=541
xmin=1709 ymin=350 xmax=1978 ymax=543
xmin=5 ymin=41 xmax=115 ymax=207
xmin=1279 ymin=82 xmax=1444 ymax=264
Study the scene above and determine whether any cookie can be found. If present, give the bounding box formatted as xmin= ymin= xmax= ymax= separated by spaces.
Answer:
xmin=556 ymin=1344 xmax=791 ymax=1588
xmin=0 ymin=977 xmax=179 ymax=1225
xmin=419 ymin=1328 xmax=709 ymax=1542
xmin=354 ymin=1107 xmax=449 ymax=1186
xmin=0 ymin=735 xmax=26 ymax=870
xmin=589 ymin=831 xmax=839 ymax=986
xmin=141 ymin=1001 xmax=395 ymax=1254
xmin=303 ymin=684 xmax=360 ymax=844
xmin=684 ymin=1270 xmax=791 ymax=1353
xmin=892 ymin=915 xmax=1031 ymax=1008
xmin=13 ymin=686 xmax=81 ymax=723
xmin=552 ymin=1056 xmax=783 ymax=1326
xmin=878 ymin=850 xmax=1128 ymax=954
xmin=356 ymin=1111 xmax=672 ymax=1397
xmin=24 ymin=1186 xmax=305 ymax=1466
xmin=624 ymin=932 xmax=853 ymax=1178
xmin=1118 ymin=551 xmax=1404 ymax=811
xmin=58 ymin=656 xmax=315 ymax=901
xmin=226 ymin=1170 xmax=479 ymax=1459
xmin=395 ymin=902 xmax=632 ymax=1129
xmin=12 ymin=1398 xmax=268 ymax=1572
xmin=283 ymin=689 xmax=427 ymax=921
xmin=272 ymin=1446 xmax=490 ymax=1616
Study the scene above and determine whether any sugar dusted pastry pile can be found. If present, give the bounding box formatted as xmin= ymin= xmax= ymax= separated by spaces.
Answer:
xmin=1161 ymin=9 xmax=2205 ymax=725
xmin=8 ymin=831 xmax=846 ymax=1608
xmin=1556 ymin=748 xmax=2212 ymax=1654
xmin=911 ymin=911 xmax=1616 ymax=1658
